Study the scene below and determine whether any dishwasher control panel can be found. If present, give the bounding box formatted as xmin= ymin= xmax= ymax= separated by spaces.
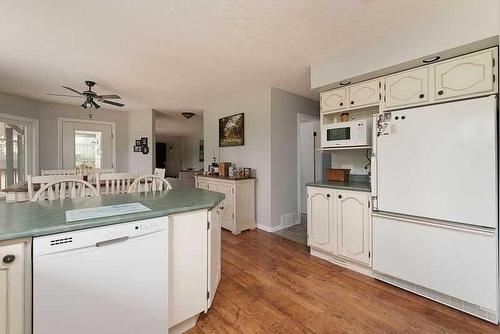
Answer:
xmin=33 ymin=217 xmax=168 ymax=257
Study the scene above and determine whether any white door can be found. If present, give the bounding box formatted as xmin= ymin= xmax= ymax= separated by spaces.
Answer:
xmin=348 ymin=79 xmax=380 ymax=108
xmin=0 ymin=242 xmax=25 ymax=334
xmin=60 ymin=119 xmax=114 ymax=170
xmin=377 ymin=96 xmax=497 ymax=228
xmin=298 ymin=120 xmax=321 ymax=214
xmin=307 ymin=187 xmax=335 ymax=253
xmin=336 ymin=191 xmax=371 ymax=265
xmin=207 ymin=207 xmax=221 ymax=308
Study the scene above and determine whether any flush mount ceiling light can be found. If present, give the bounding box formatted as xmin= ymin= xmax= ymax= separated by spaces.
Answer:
xmin=422 ymin=55 xmax=441 ymax=64
xmin=182 ymin=112 xmax=195 ymax=119
xmin=339 ymin=81 xmax=352 ymax=86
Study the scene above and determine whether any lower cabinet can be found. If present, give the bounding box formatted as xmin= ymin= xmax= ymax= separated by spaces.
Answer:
xmin=0 ymin=239 xmax=30 ymax=334
xmin=307 ymin=186 xmax=372 ymax=267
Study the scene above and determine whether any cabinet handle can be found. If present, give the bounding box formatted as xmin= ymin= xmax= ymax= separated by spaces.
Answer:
xmin=419 ymin=93 xmax=424 ymax=99
xmin=2 ymin=254 xmax=15 ymax=264
xmin=350 ymin=101 xmax=354 ymax=105
xmin=339 ymin=102 xmax=343 ymax=106
xmin=438 ymin=90 xmax=444 ymax=96
xmin=338 ymin=195 xmax=342 ymax=199
xmin=220 ymin=206 xmax=224 ymax=210
xmin=326 ymin=194 xmax=330 ymax=198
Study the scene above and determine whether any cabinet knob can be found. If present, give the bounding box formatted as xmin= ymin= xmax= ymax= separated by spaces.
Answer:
xmin=338 ymin=195 xmax=342 ymax=199
xmin=2 ymin=254 xmax=15 ymax=264
xmin=438 ymin=90 xmax=444 ymax=95
xmin=339 ymin=102 xmax=343 ymax=106
xmin=419 ymin=93 xmax=424 ymax=99
xmin=326 ymin=194 xmax=330 ymax=198
xmin=350 ymin=101 xmax=354 ymax=105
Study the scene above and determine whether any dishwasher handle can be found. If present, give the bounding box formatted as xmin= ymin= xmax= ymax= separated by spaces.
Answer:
xmin=96 ymin=236 xmax=129 ymax=248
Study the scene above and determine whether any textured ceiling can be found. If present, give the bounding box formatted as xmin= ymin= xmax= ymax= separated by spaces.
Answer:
xmin=0 ymin=0 xmax=466 ymax=111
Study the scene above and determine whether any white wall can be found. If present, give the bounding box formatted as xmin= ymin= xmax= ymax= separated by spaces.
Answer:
xmin=181 ymin=135 xmax=203 ymax=170
xmin=203 ymin=87 xmax=271 ymax=230
xmin=311 ymin=0 xmax=500 ymax=88
xmin=127 ymin=109 xmax=155 ymax=174
xmin=270 ymin=88 xmax=319 ymax=230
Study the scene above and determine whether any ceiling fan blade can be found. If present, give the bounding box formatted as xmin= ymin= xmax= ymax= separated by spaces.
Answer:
xmin=46 ymin=93 xmax=82 ymax=98
xmin=62 ymin=86 xmax=83 ymax=95
xmin=96 ymin=94 xmax=121 ymax=99
xmin=101 ymin=100 xmax=124 ymax=107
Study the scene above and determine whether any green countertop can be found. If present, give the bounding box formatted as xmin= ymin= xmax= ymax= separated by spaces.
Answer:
xmin=306 ymin=181 xmax=371 ymax=192
xmin=0 ymin=188 xmax=224 ymax=241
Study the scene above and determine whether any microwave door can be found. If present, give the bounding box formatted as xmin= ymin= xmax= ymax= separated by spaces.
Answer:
xmin=326 ymin=126 xmax=351 ymax=146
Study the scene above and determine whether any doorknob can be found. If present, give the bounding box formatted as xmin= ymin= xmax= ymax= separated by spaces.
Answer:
xmin=2 ymin=254 xmax=15 ymax=264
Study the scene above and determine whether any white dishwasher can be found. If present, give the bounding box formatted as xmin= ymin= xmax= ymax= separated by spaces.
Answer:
xmin=33 ymin=218 xmax=168 ymax=334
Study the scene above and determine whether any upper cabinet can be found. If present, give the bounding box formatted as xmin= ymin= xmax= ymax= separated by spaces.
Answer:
xmin=320 ymin=88 xmax=347 ymax=113
xmin=434 ymin=49 xmax=496 ymax=101
xmin=385 ymin=67 xmax=429 ymax=109
xmin=349 ymin=79 xmax=381 ymax=108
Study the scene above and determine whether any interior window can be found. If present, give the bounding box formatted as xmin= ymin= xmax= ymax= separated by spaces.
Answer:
xmin=74 ymin=130 xmax=102 ymax=169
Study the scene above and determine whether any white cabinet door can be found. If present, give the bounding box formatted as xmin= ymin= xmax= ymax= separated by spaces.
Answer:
xmin=336 ymin=191 xmax=371 ymax=265
xmin=385 ymin=67 xmax=429 ymax=108
xmin=196 ymin=179 xmax=210 ymax=190
xmin=348 ymin=79 xmax=380 ymax=108
xmin=307 ymin=187 xmax=335 ymax=253
xmin=0 ymin=242 xmax=25 ymax=334
xmin=217 ymin=183 xmax=235 ymax=232
xmin=320 ymin=88 xmax=347 ymax=113
xmin=435 ymin=49 xmax=496 ymax=100
xmin=207 ymin=207 xmax=221 ymax=309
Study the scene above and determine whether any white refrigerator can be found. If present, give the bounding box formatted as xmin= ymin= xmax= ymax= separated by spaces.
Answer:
xmin=372 ymin=96 xmax=499 ymax=322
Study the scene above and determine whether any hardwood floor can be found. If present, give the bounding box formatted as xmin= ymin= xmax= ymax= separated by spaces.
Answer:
xmin=189 ymin=229 xmax=500 ymax=334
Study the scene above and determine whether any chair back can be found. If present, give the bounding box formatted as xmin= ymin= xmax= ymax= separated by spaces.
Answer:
xmin=96 ymin=172 xmax=138 ymax=195
xmin=31 ymin=179 xmax=99 ymax=201
xmin=128 ymin=175 xmax=173 ymax=194
xmin=27 ymin=175 xmax=83 ymax=200
xmin=87 ymin=168 xmax=116 ymax=183
xmin=41 ymin=169 xmax=78 ymax=176
xmin=154 ymin=168 xmax=166 ymax=178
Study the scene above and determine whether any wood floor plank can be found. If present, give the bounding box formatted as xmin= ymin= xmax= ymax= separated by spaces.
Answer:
xmin=188 ymin=230 xmax=500 ymax=334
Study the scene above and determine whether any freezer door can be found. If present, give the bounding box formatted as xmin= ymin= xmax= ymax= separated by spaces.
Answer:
xmin=377 ymin=96 xmax=497 ymax=228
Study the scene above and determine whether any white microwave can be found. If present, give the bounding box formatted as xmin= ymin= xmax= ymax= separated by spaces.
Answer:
xmin=321 ymin=119 xmax=371 ymax=148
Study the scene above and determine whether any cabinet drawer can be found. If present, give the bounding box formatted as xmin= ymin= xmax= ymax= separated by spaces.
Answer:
xmin=320 ymin=88 xmax=347 ymax=113
xmin=385 ymin=67 xmax=429 ymax=108
xmin=373 ymin=214 xmax=497 ymax=312
xmin=348 ymin=79 xmax=380 ymax=108
xmin=434 ymin=49 xmax=496 ymax=100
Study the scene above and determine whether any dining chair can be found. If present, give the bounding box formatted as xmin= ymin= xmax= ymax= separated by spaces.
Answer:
xmin=31 ymin=179 xmax=99 ymax=201
xmin=87 ymin=168 xmax=116 ymax=183
xmin=96 ymin=172 xmax=138 ymax=195
xmin=128 ymin=175 xmax=173 ymax=194
xmin=27 ymin=175 xmax=83 ymax=200
xmin=154 ymin=168 xmax=166 ymax=178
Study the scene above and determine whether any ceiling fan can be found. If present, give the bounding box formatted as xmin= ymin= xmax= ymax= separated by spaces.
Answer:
xmin=48 ymin=81 xmax=124 ymax=118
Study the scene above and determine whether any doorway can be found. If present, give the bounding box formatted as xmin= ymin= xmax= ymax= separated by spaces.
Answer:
xmin=58 ymin=118 xmax=115 ymax=170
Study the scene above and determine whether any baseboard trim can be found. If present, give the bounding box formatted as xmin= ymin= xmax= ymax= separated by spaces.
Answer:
xmin=256 ymin=224 xmax=282 ymax=233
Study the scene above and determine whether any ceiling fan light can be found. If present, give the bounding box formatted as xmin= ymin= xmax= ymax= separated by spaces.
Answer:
xmin=81 ymin=101 xmax=88 ymax=109
xmin=91 ymin=100 xmax=100 ymax=109
xmin=182 ymin=112 xmax=195 ymax=119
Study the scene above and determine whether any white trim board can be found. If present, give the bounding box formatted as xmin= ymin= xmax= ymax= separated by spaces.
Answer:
xmin=57 ymin=117 xmax=117 ymax=170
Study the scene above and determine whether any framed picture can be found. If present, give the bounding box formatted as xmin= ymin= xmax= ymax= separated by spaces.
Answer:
xmin=219 ymin=113 xmax=244 ymax=147
xmin=135 ymin=139 xmax=141 ymax=146
xmin=133 ymin=145 xmax=141 ymax=152
xmin=140 ymin=137 xmax=148 ymax=146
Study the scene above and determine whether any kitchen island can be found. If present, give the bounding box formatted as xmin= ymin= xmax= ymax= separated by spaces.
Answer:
xmin=0 ymin=188 xmax=224 ymax=334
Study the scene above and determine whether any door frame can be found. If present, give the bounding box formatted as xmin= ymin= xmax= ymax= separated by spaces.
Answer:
xmin=297 ymin=113 xmax=321 ymax=216
xmin=0 ymin=112 xmax=39 ymax=178
xmin=57 ymin=117 xmax=116 ymax=169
